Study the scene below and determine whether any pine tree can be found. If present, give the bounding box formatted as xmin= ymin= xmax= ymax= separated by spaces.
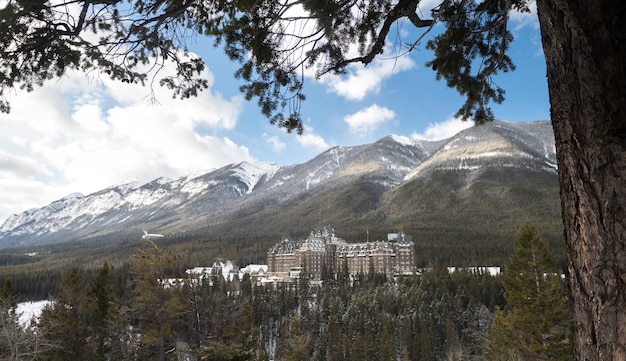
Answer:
xmin=86 ymin=262 xmax=116 ymax=360
xmin=0 ymin=278 xmax=21 ymax=359
xmin=484 ymin=222 xmax=572 ymax=360
xmin=280 ymin=312 xmax=312 ymax=361
xmin=198 ymin=300 xmax=265 ymax=361
xmin=0 ymin=278 xmax=54 ymax=360
xmin=129 ymin=245 xmax=186 ymax=361
xmin=38 ymin=268 xmax=96 ymax=361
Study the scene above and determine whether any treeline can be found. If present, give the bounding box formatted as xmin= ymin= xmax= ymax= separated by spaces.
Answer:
xmin=1 ymin=255 xmax=505 ymax=360
xmin=272 ymin=267 xmax=506 ymax=361
xmin=0 ymin=223 xmax=572 ymax=360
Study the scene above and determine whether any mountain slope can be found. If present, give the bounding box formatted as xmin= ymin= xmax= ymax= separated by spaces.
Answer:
xmin=178 ymin=120 xmax=562 ymax=265
xmin=0 ymin=161 xmax=281 ymax=247
xmin=405 ymin=120 xmax=556 ymax=180
xmin=0 ymin=120 xmax=561 ymax=258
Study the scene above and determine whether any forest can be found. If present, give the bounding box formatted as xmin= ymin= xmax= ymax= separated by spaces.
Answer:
xmin=0 ymin=224 xmax=571 ymax=360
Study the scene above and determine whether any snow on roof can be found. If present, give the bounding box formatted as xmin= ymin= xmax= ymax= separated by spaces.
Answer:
xmin=447 ymin=266 xmax=501 ymax=276
xmin=240 ymin=264 xmax=268 ymax=273
xmin=186 ymin=261 xmax=270 ymax=283
xmin=186 ymin=267 xmax=212 ymax=275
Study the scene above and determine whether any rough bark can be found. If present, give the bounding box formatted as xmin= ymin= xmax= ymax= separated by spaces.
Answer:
xmin=536 ymin=1 xmax=626 ymax=360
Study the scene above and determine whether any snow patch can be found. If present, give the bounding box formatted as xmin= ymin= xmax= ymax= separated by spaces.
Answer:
xmin=112 ymin=180 xmax=142 ymax=194
xmin=233 ymin=161 xmax=280 ymax=194
xmin=60 ymin=193 xmax=85 ymax=201
xmin=389 ymin=134 xmax=426 ymax=147
xmin=16 ymin=300 xmax=51 ymax=327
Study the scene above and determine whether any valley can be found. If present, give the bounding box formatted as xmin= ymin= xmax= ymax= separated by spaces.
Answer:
xmin=0 ymin=120 xmax=564 ymax=299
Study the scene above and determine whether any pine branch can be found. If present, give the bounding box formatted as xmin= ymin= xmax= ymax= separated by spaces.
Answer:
xmin=320 ymin=0 xmax=434 ymax=75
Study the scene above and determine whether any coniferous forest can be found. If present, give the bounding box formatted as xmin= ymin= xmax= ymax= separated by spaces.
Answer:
xmin=0 ymin=224 xmax=571 ymax=360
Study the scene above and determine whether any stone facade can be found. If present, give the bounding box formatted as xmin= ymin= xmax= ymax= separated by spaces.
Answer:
xmin=267 ymin=228 xmax=416 ymax=280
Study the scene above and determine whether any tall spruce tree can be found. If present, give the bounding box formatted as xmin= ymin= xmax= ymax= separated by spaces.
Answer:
xmin=484 ymin=222 xmax=571 ymax=360
xmin=38 ymin=268 xmax=96 ymax=361
xmin=86 ymin=262 xmax=116 ymax=361
xmin=0 ymin=278 xmax=22 ymax=360
xmin=129 ymin=244 xmax=186 ymax=361
xmin=0 ymin=278 xmax=54 ymax=360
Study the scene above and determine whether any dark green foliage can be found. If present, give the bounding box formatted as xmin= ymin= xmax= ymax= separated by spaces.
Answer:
xmin=2 ymin=241 xmax=511 ymax=360
xmin=38 ymin=268 xmax=96 ymax=361
xmin=38 ymin=264 xmax=118 ymax=360
xmin=0 ymin=0 xmax=207 ymax=113
xmin=129 ymin=245 xmax=186 ymax=361
xmin=484 ymin=222 xmax=572 ymax=360
xmin=425 ymin=0 xmax=529 ymax=122
xmin=0 ymin=279 xmax=18 ymax=357
xmin=300 ymin=269 xmax=504 ymax=361
xmin=0 ymin=277 xmax=51 ymax=359
xmin=86 ymin=262 xmax=116 ymax=360
xmin=0 ymin=165 xmax=563 ymax=303
xmin=1 ymin=0 xmax=529 ymax=128
xmin=0 ymin=278 xmax=15 ymax=306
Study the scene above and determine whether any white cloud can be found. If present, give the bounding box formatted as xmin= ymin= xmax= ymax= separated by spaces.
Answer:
xmin=264 ymin=134 xmax=287 ymax=152
xmin=320 ymin=52 xmax=415 ymax=101
xmin=0 ymin=62 xmax=250 ymax=221
xmin=273 ymin=3 xmax=417 ymax=101
xmin=296 ymin=126 xmax=330 ymax=152
xmin=509 ymin=1 xmax=538 ymax=30
xmin=411 ymin=118 xmax=474 ymax=141
xmin=0 ymin=178 xmax=62 ymax=221
xmin=417 ymin=0 xmax=444 ymax=12
xmin=344 ymin=104 xmax=395 ymax=135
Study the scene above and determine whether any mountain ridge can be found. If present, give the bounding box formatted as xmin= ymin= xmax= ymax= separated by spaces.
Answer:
xmin=0 ymin=120 xmax=559 ymax=251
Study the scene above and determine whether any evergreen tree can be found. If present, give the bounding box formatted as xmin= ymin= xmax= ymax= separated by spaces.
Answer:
xmin=277 ymin=311 xmax=311 ymax=361
xmin=86 ymin=262 xmax=116 ymax=361
xmin=0 ymin=279 xmax=15 ymax=305
xmin=0 ymin=278 xmax=55 ymax=360
xmin=129 ymin=245 xmax=186 ymax=361
xmin=198 ymin=299 xmax=265 ymax=361
xmin=38 ymin=268 xmax=96 ymax=361
xmin=0 ymin=278 xmax=23 ymax=359
xmin=484 ymin=222 xmax=572 ymax=360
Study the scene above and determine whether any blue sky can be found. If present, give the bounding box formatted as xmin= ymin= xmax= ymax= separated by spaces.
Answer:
xmin=0 ymin=1 xmax=547 ymax=221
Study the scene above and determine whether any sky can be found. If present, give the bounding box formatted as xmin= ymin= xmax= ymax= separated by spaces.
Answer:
xmin=0 ymin=1 xmax=548 ymax=222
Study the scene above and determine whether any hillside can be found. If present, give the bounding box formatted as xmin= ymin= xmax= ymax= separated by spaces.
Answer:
xmin=0 ymin=120 xmax=564 ymax=269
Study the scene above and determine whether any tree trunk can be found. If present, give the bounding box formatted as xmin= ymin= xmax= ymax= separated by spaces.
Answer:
xmin=536 ymin=1 xmax=626 ymax=360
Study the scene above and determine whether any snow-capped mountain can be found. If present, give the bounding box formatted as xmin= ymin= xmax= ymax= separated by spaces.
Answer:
xmin=404 ymin=120 xmax=556 ymax=180
xmin=0 ymin=120 xmax=557 ymax=249
xmin=0 ymin=161 xmax=281 ymax=247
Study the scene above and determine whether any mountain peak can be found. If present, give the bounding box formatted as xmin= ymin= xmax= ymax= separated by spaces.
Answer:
xmin=388 ymin=134 xmax=420 ymax=147
xmin=0 ymin=120 xmax=557 ymax=249
xmin=60 ymin=192 xmax=85 ymax=201
xmin=404 ymin=120 xmax=556 ymax=181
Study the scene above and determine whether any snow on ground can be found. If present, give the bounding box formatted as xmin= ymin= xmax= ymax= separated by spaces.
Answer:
xmin=16 ymin=300 xmax=51 ymax=327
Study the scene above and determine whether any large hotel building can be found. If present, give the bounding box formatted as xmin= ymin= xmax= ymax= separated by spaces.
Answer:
xmin=266 ymin=227 xmax=416 ymax=280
